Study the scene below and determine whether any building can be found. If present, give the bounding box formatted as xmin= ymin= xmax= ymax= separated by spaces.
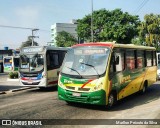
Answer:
xmin=50 ymin=20 xmax=78 ymax=46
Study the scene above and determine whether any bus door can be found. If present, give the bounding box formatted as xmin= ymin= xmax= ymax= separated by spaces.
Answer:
xmin=46 ymin=50 xmax=66 ymax=86
xmin=109 ymin=50 xmax=126 ymax=100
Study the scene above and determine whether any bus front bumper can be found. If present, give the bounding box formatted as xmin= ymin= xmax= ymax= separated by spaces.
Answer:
xmin=58 ymin=86 xmax=106 ymax=105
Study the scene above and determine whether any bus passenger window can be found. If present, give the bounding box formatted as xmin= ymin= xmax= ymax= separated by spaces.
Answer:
xmin=153 ymin=51 xmax=156 ymax=66
xmin=115 ymin=52 xmax=124 ymax=72
xmin=115 ymin=53 xmax=122 ymax=72
xmin=137 ymin=51 xmax=144 ymax=68
xmin=52 ymin=54 xmax=59 ymax=66
xmin=126 ymin=50 xmax=135 ymax=70
xmin=146 ymin=51 xmax=152 ymax=67
xmin=47 ymin=54 xmax=50 ymax=66
xmin=47 ymin=51 xmax=60 ymax=70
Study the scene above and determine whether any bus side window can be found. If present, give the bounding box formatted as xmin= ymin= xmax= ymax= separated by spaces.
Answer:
xmin=153 ymin=51 xmax=156 ymax=66
xmin=137 ymin=51 xmax=144 ymax=68
xmin=158 ymin=54 xmax=160 ymax=65
xmin=126 ymin=50 xmax=135 ymax=70
xmin=47 ymin=53 xmax=50 ymax=69
xmin=51 ymin=53 xmax=59 ymax=67
xmin=146 ymin=51 xmax=152 ymax=67
xmin=115 ymin=51 xmax=124 ymax=72
xmin=47 ymin=51 xmax=60 ymax=70
xmin=59 ymin=51 xmax=66 ymax=66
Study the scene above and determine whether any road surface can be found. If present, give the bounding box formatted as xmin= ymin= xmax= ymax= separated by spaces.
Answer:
xmin=0 ymin=82 xmax=160 ymax=128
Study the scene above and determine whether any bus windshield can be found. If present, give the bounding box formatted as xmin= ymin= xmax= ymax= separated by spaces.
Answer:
xmin=61 ymin=47 xmax=110 ymax=78
xmin=20 ymin=53 xmax=44 ymax=72
xmin=4 ymin=57 xmax=12 ymax=66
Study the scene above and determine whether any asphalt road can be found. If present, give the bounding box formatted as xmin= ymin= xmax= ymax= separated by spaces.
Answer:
xmin=0 ymin=81 xmax=160 ymax=128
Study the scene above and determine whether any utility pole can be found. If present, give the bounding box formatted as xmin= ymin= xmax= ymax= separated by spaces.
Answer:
xmin=91 ymin=0 xmax=94 ymax=42
xmin=31 ymin=29 xmax=39 ymax=46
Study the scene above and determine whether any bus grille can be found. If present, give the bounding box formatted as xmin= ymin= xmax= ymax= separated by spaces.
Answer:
xmin=66 ymin=86 xmax=90 ymax=92
xmin=66 ymin=86 xmax=75 ymax=90
xmin=78 ymin=88 xmax=90 ymax=91
xmin=65 ymin=91 xmax=88 ymax=102
xmin=22 ymin=82 xmax=40 ymax=85
xmin=22 ymin=73 xmax=39 ymax=77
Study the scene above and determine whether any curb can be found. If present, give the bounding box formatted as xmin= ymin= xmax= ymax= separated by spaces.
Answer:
xmin=7 ymin=78 xmax=19 ymax=81
xmin=0 ymin=87 xmax=34 ymax=95
xmin=11 ymin=87 xmax=34 ymax=92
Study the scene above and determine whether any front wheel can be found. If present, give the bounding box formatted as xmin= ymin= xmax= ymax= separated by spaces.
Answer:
xmin=107 ymin=93 xmax=117 ymax=109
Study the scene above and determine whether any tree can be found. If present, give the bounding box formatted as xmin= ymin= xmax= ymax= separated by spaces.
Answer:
xmin=20 ymin=36 xmax=38 ymax=48
xmin=77 ymin=9 xmax=140 ymax=44
xmin=139 ymin=13 xmax=160 ymax=49
xmin=55 ymin=31 xmax=77 ymax=47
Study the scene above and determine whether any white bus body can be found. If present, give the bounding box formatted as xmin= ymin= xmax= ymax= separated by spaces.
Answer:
xmin=157 ymin=53 xmax=160 ymax=79
xmin=19 ymin=46 xmax=69 ymax=87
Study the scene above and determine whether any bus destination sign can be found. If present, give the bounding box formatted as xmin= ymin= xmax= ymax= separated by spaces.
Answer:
xmin=22 ymin=47 xmax=43 ymax=53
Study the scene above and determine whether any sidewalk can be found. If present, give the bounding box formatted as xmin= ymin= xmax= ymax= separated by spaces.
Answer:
xmin=0 ymin=73 xmax=19 ymax=86
xmin=0 ymin=73 xmax=33 ymax=94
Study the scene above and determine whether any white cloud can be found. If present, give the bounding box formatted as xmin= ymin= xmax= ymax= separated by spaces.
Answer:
xmin=14 ymin=6 xmax=40 ymax=27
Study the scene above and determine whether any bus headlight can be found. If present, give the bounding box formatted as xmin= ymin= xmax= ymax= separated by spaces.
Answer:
xmin=92 ymin=82 xmax=103 ymax=91
xmin=58 ymin=74 xmax=65 ymax=88
xmin=42 ymin=72 xmax=46 ymax=78
xmin=59 ymin=80 xmax=64 ymax=87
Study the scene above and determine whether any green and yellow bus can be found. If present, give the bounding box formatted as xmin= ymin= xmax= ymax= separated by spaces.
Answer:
xmin=58 ymin=42 xmax=157 ymax=108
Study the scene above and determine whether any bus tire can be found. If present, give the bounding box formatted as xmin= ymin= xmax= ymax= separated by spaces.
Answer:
xmin=107 ymin=92 xmax=117 ymax=109
xmin=39 ymin=87 xmax=45 ymax=90
xmin=140 ymin=81 xmax=148 ymax=94
xmin=66 ymin=101 xmax=75 ymax=105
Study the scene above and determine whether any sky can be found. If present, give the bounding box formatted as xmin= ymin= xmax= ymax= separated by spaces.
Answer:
xmin=0 ymin=0 xmax=160 ymax=49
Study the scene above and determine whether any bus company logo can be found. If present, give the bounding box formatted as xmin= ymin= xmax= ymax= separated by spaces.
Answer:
xmin=2 ymin=120 xmax=11 ymax=125
xmin=64 ymin=79 xmax=73 ymax=84
xmin=119 ymin=75 xmax=131 ymax=84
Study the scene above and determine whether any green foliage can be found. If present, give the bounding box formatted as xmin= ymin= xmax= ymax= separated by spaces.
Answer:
xmin=139 ymin=13 xmax=160 ymax=48
xmin=20 ymin=36 xmax=39 ymax=48
xmin=9 ymin=72 xmax=18 ymax=79
xmin=56 ymin=31 xmax=77 ymax=47
xmin=77 ymin=9 xmax=140 ymax=44
xmin=131 ymin=37 xmax=144 ymax=45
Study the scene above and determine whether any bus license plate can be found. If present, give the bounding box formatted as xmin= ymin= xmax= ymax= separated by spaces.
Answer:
xmin=28 ymin=79 xmax=33 ymax=84
xmin=72 ymin=92 xmax=81 ymax=97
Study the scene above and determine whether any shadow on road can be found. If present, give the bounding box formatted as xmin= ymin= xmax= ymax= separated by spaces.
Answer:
xmin=0 ymin=85 xmax=22 ymax=91
xmin=65 ymin=84 xmax=160 ymax=111
xmin=27 ymin=86 xmax=58 ymax=93
xmin=111 ymin=84 xmax=160 ymax=111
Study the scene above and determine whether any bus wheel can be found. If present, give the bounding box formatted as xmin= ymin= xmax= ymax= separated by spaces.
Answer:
xmin=66 ymin=101 xmax=75 ymax=105
xmin=141 ymin=81 xmax=147 ymax=94
xmin=107 ymin=92 xmax=116 ymax=109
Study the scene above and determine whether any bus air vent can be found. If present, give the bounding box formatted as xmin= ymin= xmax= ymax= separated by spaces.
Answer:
xmin=66 ymin=86 xmax=75 ymax=90
xmin=78 ymin=88 xmax=90 ymax=91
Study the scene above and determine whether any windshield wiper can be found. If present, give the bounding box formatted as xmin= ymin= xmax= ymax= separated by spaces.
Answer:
xmin=80 ymin=62 xmax=100 ymax=77
xmin=65 ymin=66 xmax=82 ymax=78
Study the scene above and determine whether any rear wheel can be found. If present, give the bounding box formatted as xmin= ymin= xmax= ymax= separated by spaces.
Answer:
xmin=140 ymin=81 xmax=147 ymax=94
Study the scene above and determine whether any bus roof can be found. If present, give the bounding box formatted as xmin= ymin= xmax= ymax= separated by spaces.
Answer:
xmin=72 ymin=42 xmax=156 ymax=50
